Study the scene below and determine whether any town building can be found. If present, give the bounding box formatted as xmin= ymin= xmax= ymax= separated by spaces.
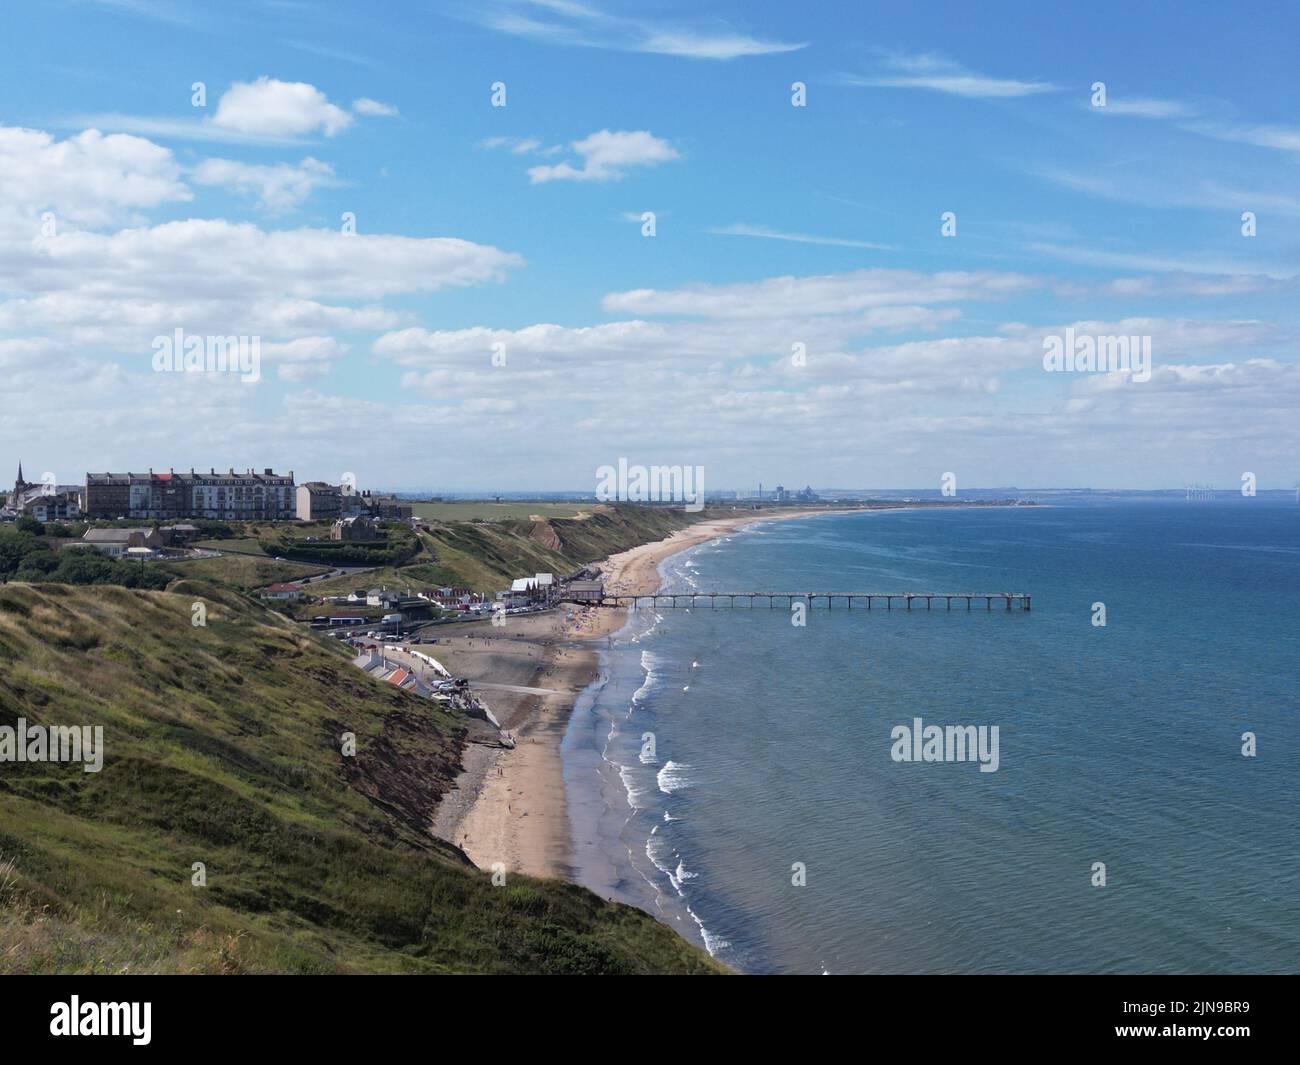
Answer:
xmin=772 ymin=485 xmax=819 ymax=504
xmin=331 ymin=515 xmax=378 ymax=541
xmin=2 ymin=463 xmax=83 ymax=521
xmin=500 ymin=572 xmax=557 ymax=606
xmin=565 ymin=579 xmax=605 ymax=602
xmin=259 ymin=583 xmax=303 ymax=601
xmin=356 ymin=491 xmax=413 ymax=520
xmin=160 ymin=524 xmax=200 ymax=544
xmin=296 ymin=482 xmax=343 ymax=522
xmin=25 ymin=491 xmax=82 ymax=523
xmin=79 ymin=527 xmax=167 ymax=557
xmin=85 ymin=468 xmax=295 ymax=520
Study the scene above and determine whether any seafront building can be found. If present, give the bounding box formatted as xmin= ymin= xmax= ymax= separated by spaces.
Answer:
xmin=3 ymin=459 xmax=413 ymax=526
xmin=85 ymin=468 xmax=296 ymax=521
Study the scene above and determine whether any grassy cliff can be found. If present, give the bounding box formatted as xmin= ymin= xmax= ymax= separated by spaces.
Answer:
xmin=0 ymin=580 xmax=723 ymax=974
xmin=302 ymin=504 xmax=718 ymax=598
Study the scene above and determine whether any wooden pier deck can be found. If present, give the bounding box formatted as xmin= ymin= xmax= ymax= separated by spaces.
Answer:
xmin=563 ymin=592 xmax=1031 ymax=611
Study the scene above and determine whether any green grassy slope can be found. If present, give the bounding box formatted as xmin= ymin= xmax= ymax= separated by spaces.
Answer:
xmin=0 ymin=581 xmax=723 ymax=974
xmin=304 ymin=504 xmax=719 ymax=598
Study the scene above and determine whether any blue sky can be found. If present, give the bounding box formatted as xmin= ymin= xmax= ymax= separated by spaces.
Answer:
xmin=2 ymin=0 xmax=1297 ymax=491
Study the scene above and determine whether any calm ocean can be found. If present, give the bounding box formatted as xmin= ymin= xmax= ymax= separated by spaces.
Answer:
xmin=562 ymin=501 xmax=1300 ymax=974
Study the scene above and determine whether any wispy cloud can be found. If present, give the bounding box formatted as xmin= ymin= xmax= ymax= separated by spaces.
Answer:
xmin=480 ymin=136 xmax=557 ymax=155
xmin=1035 ymin=166 xmax=1300 ymax=219
xmin=1091 ymin=96 xmax=1197 ymax=119
xmin=352 ymin=97 xmax=399 ymax=118
xmin=841 ymin=52 xmax=1055 ymax=99
xmin=708 ymin=223 xmax=894 ymax=251
xmin=77 ymin=0 xmax=204 ymax=28
xmin=1185 ymin=121 xmax=1300 ymax=153
xmin=69 ymin=113 xmax=300 ymax=146
xmin=460 ymin=0 xmax=806 ymax=60
xmin=1026 ymin=241 xmax=1294 ymax=280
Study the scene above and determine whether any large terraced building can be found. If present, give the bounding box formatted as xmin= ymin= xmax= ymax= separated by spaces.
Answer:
xmin=85 ymin=468 xmax=296 ymax=521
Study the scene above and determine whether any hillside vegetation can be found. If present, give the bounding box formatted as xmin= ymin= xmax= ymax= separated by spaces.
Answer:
xmin=307 ymin=504 xmax=716 ymax=598
xmin=0 ymin=580 xmax=722 ymax=974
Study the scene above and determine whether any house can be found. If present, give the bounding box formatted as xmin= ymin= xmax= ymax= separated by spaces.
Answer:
xmin=566 ymin=579 xmax=605 ymax=602
xmin=501 ymin=573 xmax=556 ymax=606
xmin=356 ymin=492 xmax=413 ymax=520
xmin=331 ymin=515 xmax=378 ymax=541
xmin=24 ymin=491 xmax=82 ymax=523
xmin=160 ymin=523 xmax=200 ymax=544
xmin=260 ymin=583 xmax=303 ymax=601
xmin=80 ymin=527 xmax=166 ymax=557
xmin=296 ymin=482 xmax=343 ymax=521
xmin=424 ymin=586 xmax=480 ymax=608
xmin=3 ymin=463 xmax=82 ymax=521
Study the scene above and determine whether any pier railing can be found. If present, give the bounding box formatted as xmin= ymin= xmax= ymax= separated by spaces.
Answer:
xmin=563 ymin=592 xmax=1031 ymax=611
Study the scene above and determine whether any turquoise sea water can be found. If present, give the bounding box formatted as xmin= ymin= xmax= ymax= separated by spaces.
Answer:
xmin=562 ymin=501 xmax=1300 ymax=974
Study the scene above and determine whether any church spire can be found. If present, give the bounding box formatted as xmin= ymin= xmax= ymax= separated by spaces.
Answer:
xmin=15 ymin=460 xmax=22 ymax=486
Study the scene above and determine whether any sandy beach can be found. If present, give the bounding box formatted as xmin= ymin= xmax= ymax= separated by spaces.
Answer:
xmin=428 ymin=510 xmax=808 ymax=880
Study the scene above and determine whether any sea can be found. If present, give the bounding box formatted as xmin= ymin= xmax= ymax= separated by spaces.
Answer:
xmin=561 ymin=500 xmax=1300 ymax=974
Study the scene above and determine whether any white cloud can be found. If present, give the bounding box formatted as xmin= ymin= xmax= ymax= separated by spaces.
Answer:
xmin=708 ymin=223 xmax=894 ymax=251
xmin=0 ymin=216 xmax=523 ymax=350
xmin=1185 ymin=121 xmax=1300 ymax=153
xmin=528 ymin=129 xmax=679 ymax=183
xmin=467 ymin=1 xmax=805 ymax=60
xmin=842 ymin=53 xmax=1056 ymax=99
xmin=352 ymin=97 xmax=398 ymax=117
xmin=211 ymin=77 xmax=353 ymax=138
xmin=481 ymin=136 xmax=550 ymax=155
xmin=0 ymin=126 xmax=190 ymax=225
xmin=262 ymin=336 xmax=345 ymax=380
xmin=1092 ymin=96 xmax=1196 ymax=119
xmin=1027 ymin=239 xmax=1292 ymax=280
xmin=602 ymin=269 xmax=1040 ymax=319
xmin=191 ymin=156 xmax=336 ymax=212
xmin=70 ymin=113 xmax=303 ymax=146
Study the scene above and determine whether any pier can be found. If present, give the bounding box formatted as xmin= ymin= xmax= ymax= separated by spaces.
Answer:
xmin=563 ymin=592 xmax=1031 ymax=611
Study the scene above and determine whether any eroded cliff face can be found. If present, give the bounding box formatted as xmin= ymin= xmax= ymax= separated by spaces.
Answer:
xmin=528 ymin=519 xmax=563 ymax=552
